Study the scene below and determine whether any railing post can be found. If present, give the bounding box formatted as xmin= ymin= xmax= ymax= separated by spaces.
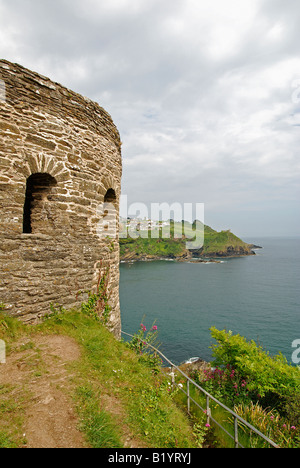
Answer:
xmin=187 ymin=379 xmax=190 ymax=414
xmin=206 ymin=395 xmax=211 ymax=425
xmin=234 ymin=416 xmax=239 ymax=448
xmin=170 ymin=366 xmax=175 ymax=390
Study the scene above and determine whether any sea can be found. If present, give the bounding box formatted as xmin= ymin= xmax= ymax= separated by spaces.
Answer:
xmin=119 ymin=237 xmax=300 ymax=366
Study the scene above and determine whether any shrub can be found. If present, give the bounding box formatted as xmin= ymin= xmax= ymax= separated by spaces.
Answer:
xmin=210 ymin=327 xmax=300 ymax=410
xmin=192 ymin=365 xmax=253 ymax=407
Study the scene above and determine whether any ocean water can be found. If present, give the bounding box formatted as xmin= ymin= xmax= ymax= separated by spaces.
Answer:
xmin=119 ymin=237 xmax=300 ymax=365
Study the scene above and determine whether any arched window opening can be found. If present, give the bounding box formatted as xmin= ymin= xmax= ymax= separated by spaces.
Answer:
xmin=23 ymin=173 xmax=57 ymax=234
xmin=104 ymin=188 xmax=116 ymax=204
xmin=102 ymin=188 xmax=117 ymax=238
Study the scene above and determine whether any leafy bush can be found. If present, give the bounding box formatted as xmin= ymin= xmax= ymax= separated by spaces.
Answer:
xmin=190 ymin=328 xmax=300 ymax=447
xmin=210 ymin=327 xmax=300 ymax=411
xmin=283 ymin=394 xmax=300 ymax=429
xmin=192 ymin=365 xmax=253 ymax=407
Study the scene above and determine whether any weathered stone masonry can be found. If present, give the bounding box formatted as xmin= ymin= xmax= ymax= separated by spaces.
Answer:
xmin=0 ymin=60 xmax=122 ymax=337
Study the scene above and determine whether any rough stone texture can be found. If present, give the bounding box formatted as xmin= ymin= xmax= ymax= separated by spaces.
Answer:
xmin=0 ymin=60 xmax=122 ymax=337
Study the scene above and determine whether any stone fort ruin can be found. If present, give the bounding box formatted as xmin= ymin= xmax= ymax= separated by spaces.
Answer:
xmin=0 ymin=60 xmax=122 ymax=337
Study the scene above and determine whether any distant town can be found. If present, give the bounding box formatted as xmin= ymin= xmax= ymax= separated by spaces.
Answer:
xmin=120 ymin=217 xmax=171 ymax=233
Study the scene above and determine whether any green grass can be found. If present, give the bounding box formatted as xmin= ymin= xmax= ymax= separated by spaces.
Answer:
xmin=0 ymin=384 xmax=28 ymax=448
xmin=120 ymin=236 xmax=187 ymax=258
xmin=41 ymin=309 xmax=200 ymax=447
xmin=120 ymin=223 xmax=252 ymax=259
xmin=0 ymin=309 xmax=199 ymax=448
xmin=201 ymin=229 xmax=251 ymax=255
xmin=75 ymin=385 xmax=123 ymax=448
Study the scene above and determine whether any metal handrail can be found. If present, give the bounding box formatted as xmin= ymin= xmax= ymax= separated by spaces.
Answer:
xmin=121 ymin=331 xmax=280 ymax=449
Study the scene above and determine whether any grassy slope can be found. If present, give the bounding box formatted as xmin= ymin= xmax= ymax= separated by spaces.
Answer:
xmin=119 ymin=236 xmax=187 ymax=259
xmin=201 ymin=228 xmax=252 ymax=256
xmin=120 ymin=223 xmax=253 ymax=259
xmin=0 ymin=310 xmax=200 ymax=449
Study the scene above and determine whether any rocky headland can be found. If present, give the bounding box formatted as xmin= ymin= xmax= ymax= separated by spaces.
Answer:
xmin=119 ymin=225 xmax=260 ymax=263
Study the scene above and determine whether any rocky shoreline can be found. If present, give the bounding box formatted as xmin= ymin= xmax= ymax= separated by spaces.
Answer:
xmin=119 ymin=225 xmax=262 ymax=265
xmin=120 ymin=256 xmax=224 ymax=264
xmin=120 ymin=252 xmax=257 ymax=264
xmin=120 ymin=244 xmax=261 ymax=264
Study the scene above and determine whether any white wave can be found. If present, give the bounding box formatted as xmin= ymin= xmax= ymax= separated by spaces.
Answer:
xmin=185 ymin=357 xmax=200 ymax=364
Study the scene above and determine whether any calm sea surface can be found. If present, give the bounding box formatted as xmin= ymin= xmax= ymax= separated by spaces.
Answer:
xmin=119 ymin=237 xmax=300 ymax=365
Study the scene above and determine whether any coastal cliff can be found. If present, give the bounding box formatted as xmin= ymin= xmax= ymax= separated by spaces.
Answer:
xmin=119 ymin=223 xmax=257 ymax=262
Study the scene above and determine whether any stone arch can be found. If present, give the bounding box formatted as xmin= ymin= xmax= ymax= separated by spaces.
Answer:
xmin=104 ymin=188 xmax=117 ymax=203
xmin=102 ymin=173 xmax=119 ymax=194
xmin=25 ymin=154 xmax=70 ymax=184
xmin=101 ymin=174 xmax=119 ymax=211
xmin=23 ymin=173 xmax=58 ymax=234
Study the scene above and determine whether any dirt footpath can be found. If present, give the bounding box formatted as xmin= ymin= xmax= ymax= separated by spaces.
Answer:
xmin=0 ymin=334 xmax=88 ymax=448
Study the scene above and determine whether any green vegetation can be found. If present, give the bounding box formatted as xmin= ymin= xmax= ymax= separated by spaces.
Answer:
xmin=2 ymin=283 xmax=298 ymax=449
xmin=126 ymin=322 xmax=163 ymax=374
xmin=201 ymin=228 xmax=252 ymax=256
xmin=120 ymin=236 xmax=187 ymax=259
xmin=0 ymin=316 xmax=28 ymax=448
xmin=76 ymin=264 xmax=111 ymax=325
xmin=122 ymin=324 xmax=300 ymax=448
xmin=0 ymin=383 xmax=27 ymax=448
xmin=210 ymin=327 xmax=300 ymax=406
xmin=75 ymin=385 xmax=123 ymax=448
xmin=0 ymin=304 xmax=200 ymax=448
xmin=1 ymin=302 xmax=299 ymax=448
xmin=190 ymin=328 xmax=300 ymax=448
xmin=120 ymin=222 xmax=253 ymax=260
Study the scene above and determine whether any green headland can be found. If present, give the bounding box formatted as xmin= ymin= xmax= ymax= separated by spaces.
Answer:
xmin=119 ymin=220 xmax=258 ymax=262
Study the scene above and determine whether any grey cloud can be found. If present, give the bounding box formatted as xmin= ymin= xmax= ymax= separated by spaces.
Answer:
xmin=0 ymin=0 xmax=299 ymax=236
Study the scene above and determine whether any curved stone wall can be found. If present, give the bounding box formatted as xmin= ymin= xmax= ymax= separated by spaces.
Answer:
xmin=0 ymin=60 xmax=122 ymax=337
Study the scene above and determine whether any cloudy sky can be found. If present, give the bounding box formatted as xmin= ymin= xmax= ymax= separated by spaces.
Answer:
xmin=0 ymin=0 xmax=299 ymax=237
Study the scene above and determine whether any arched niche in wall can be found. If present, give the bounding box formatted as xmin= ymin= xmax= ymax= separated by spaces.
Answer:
xmin=104 ymin=188 xmax=117 ymax=204
xmin=102 ymin=188 xmax=117 ymax=237
xmin=23 ymin=173 xmax=58 ymax=234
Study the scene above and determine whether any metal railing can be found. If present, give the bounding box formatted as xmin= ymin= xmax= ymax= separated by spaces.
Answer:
xmin=121 ymin=331 xmax=280 ymax=449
